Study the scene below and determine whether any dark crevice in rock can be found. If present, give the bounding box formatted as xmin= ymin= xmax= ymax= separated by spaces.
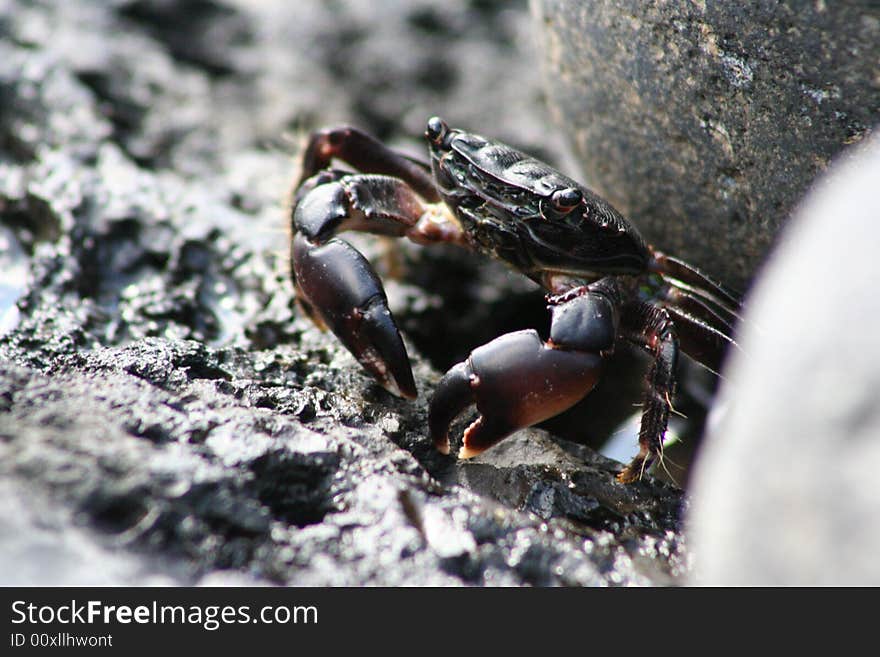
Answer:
xmin=248 ymin=450 xmax=339 ymax=528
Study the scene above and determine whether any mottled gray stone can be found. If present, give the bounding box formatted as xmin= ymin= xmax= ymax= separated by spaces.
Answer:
xmin=531 ymin=0 xmax=880 ymax=291
xmin=0 ymin=0 xmax=686 ymax=586
xmin=687 ymin=132 xmax=880 ymax=586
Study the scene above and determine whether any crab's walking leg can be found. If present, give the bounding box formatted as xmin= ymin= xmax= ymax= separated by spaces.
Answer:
xmin=429 ymin=279 xmax=621 ymax=458
xmin=617 ymin=303 xmax=680 ymax=483
xmin=292 ymin=174 xmax=463 ymax=399
xmin=650 ymin=251 xmax=741 ymax=311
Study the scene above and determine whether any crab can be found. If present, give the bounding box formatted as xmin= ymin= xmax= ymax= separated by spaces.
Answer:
xmin=289 ymin=117 xmax=740 ymax=483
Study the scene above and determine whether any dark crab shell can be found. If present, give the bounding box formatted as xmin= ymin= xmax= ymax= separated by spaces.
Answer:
xmin=429 ymin=124 xmax=650 ymax=277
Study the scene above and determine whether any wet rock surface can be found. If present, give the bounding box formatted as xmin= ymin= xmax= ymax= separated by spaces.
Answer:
xmin=532 ymin=0 xmax=880 ymax=292
xmin=0 ymin=0 xmax=687 ymax=585
xmin=687 ymin=134 xmax=880 ymax=586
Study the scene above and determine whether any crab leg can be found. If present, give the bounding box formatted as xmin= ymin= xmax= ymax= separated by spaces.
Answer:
xmin=650 ymin=251 xmax=741 ymax=313
xmin=296 ymin=126 xmax=440 ymax=202
xmin=429 ymin=280 xmax=619 ymax=458
xmin=655 ymin=284 xmax=740 ymax=373
xmin=663 ymin=304 xmax=737 ymax=374
xmin=661 ymin=285 xmax=738 ymax=335
xmin=292 ymin=174 xmax=463 ymax=398
xmin=617 ymin=302 xmax=680 ymax=483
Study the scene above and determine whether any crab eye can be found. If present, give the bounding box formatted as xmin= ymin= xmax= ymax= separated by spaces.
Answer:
xmin=425 ymin=116 xmax=449 ymax=145
xmin=550 ymin=187 xmax=582 ymax=212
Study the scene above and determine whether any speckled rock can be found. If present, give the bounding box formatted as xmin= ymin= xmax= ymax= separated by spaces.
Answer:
xmin=687 ymin=132 xmax=880 ymax=586
xmin=531 ymin=0 xmax=880 ymax=292
xmin=0 ymin=0 xmax=688 ymax=586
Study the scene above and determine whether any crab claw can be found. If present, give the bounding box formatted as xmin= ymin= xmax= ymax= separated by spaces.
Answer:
xmin=292 ymin=232 xmax=416 ymax=398
xmin=429 ymin=329 xmax=602 ymax=458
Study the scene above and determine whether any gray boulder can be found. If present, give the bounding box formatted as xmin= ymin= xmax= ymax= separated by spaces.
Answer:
xmin=531 ymin=0 xmax=879 ymax=291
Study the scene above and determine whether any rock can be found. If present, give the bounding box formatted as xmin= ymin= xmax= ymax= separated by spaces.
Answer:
xmin=0 ymin=0 xmax=687 ymax=586
xmin=686 ymin=132 xmax=880 ymax=585
xmin=531 ymin=0 xmax=880 ymax=292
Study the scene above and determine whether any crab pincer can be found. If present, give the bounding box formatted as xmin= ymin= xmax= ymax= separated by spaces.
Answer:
xmin=292 ymin=232 xmax=416 ymax=398
xmin=291 ymin=177 xmax=420 ymax=399
xmin=429 ymin=329 xmax=603 ymax=458
xmin=429 ymin=283 xmax=615 ymax=459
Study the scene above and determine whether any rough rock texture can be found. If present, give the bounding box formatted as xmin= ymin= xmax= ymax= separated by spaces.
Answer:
xmin=0 ymin=0 xmax=687 ymax=586
xmin=531 ymin=0 xmax=880 ymax=292
xmin=687 ymin=133 xmax=880 ymax=586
